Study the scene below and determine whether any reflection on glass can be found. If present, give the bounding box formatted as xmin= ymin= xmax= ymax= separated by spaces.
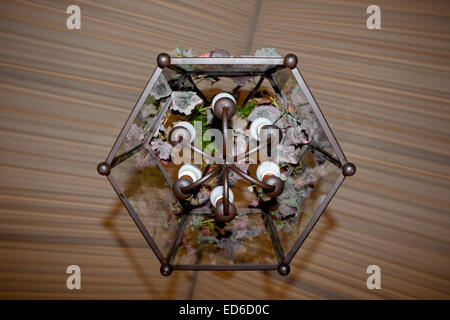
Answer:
xmin=115 ymin=72 xmax=173 ymax=158
xmin=173 ymin=213 xmax=277 ymax=265
xmin=111 ymin=148 xmax=182 ymax=256
xmin=270 ymin=148 xmax=341 ymax=253
xmin=264 ymin=68 xmax=341 ymax=253
xmin=273 ymin=67 xmax=335 ymax=154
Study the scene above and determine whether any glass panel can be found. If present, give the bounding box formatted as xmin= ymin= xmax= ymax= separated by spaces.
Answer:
xmin=173 ymin=212 xmax=277 ymax=265
xmin=268 ymin=67 xmax=341 ymax=253
xmin=270 ymin=148 xmax=341 ymax=253
xmin=110 ymin=148 xmax=182 ymax=256
xmin=174 ymin=63 xmax=279 ymax=73
xmin=272 ymin=68 xmax=335 ymax=154
xmin=114 ymin=71 xmax=174 ymax=158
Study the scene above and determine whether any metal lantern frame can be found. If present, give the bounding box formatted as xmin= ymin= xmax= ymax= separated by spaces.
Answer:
xmin=97 ymin=53 xmax=356 ymax=276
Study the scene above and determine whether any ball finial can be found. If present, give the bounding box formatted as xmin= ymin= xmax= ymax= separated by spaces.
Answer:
xmin=277 ymin=263 xmax=290 ymax=276
xmin=160 ymin=263 xmax=173 ymax=277
xmin=342 ymin=162 xmax=356 ymax=176
xmin=283 ymin=54 xmax=298 ymax=69
xmin=171 ymin=178 xmax=193 ymax=200
xmin=215 ymin=202 xmax=237 ymax=223
xmin=97 ymin=162 xmax=111 ymax=176
xmin=263 ymin=176 xmax=285 ymax=198
xmin=157 ymin=53 xmax=171 ymax=68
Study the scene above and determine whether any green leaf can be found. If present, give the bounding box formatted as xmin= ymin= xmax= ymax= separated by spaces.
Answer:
xmin=236 ymin=100 xmax=256 ymax=119
xmin=145 ymin=95 xmax=158 ymax=105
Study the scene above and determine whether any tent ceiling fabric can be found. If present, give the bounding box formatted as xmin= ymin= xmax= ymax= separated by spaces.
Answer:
xmin=0 ymin=0 xmax=449 ymax=299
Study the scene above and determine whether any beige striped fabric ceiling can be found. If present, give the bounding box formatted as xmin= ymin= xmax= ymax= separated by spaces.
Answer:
xmin=0 ymin=0 xmax=449 ymax=299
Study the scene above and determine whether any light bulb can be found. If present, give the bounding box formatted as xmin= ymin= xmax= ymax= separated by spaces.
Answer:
xmin=169 ymin=121 xmax=196 ymax=145
xmin=210 ymin=186 xmax=234 ymax=207
xmin=256 ymin=161 xmax=280 ymax=181
xmin=212 ymin=93 xmax=236 ymax=108
xmin=250 ymin=117 xmax=272 ymax=141
xmin=177 ymin=164 xmax=202 ymax=182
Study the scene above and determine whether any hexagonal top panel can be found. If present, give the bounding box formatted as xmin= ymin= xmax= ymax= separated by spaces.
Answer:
xmin=171 ymin=57 xmax=283 ymax=74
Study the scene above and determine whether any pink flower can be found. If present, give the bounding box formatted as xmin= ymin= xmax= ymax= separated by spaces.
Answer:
xmin=301 ymin=137 xmax=312 ymax=144
xmin=288 ymin=104 xmax=295 ymax=115
xmin=150 ymin=139 xmax=173 ymax=160
xmin=234 ymin=216 xmax=248 ymax=229
xmin=235 ymin=229 xmax=247 ymax=239
xmin=186 ymin=244 xmax=196 ymax=256
xmin=200 ymin=226 xmax=212 ymax=237
xmin=199 ymin=52 xmax=211 ymax=57
xmin=250 ymin=198 xmax=260 ymax=208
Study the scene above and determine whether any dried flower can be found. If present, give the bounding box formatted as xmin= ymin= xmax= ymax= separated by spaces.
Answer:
xmin=248 ymin=105 xmax=281 ymax=123
xmin=232 ymin=76 xmax=252 ymax=86
xmin=140 ymin=103 xmax=159 ymax=119
xmin=210 ymin=49 xmax=230 ymax=57
xmin=282 ymin=125 xmax=310 ymax=146
xmin=206 ymin=108 xmax=214 ymax=125
xmin=186 ymin=244 xmax=196 ymax=256
xmin=235 ymin=226 xmax=263 ymax=239
xmin=197 ymin=233 xmax=217 ymax=244
xmin=162 ymin=192 xmax=182 ymax=214
xmin=182 ymin=48 xmax=193 ymax=57
xmin=231 ymin=115 xmax=248 ymax=132
xmin=291 ymin=85 xmax=308 ymax=106
xmin=250 ymin=198 xmax=260 ymax=208
xmin=215 ymin=237 xmax=241 ymax=254
xmin=233 ymin=216 xmax=249 ymax=229
xmin=150 ymin=139 xmax=173 ymax=160
xmin=150 ymin=76 xmax=172 ymax=100
xmin=171 ymin=91 xmax=203 ymax=115
xmin=275 ymin=145 xmax=301 ymax=164
xmin=190 ymin=187 xmax=211 ymax=206
xmin=254 ymin=48 xmax=281 ymax=57
xmin=126 ymin=123 xmax=144 ymax=141
xmin=200 ymin=226 xmax=210 ymax=237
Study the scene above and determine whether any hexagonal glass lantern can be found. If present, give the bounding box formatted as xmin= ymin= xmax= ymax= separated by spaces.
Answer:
xmin=97 ymin=53 xmax=355 ymax=276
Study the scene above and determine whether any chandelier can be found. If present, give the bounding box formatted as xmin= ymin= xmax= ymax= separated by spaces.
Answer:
xmin=97 ymin=51 xmax=355 ymax=277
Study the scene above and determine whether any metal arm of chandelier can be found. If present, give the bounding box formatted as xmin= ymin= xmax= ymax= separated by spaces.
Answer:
xmin=169 ymin=93 xmax=285 ymax=222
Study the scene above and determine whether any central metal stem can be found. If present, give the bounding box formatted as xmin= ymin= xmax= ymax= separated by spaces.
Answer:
xmin=222 ymin=107 xmax=231 ymax=216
